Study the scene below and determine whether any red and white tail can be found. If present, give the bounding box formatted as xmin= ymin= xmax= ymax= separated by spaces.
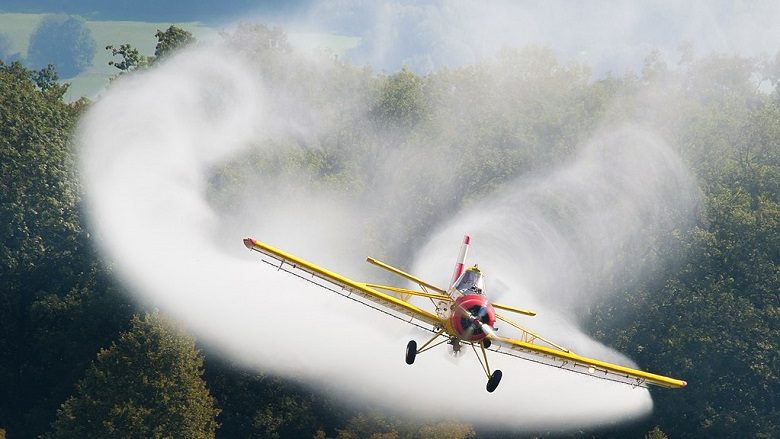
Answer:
xmin=450 ymin=235 xmax=471 ymax=289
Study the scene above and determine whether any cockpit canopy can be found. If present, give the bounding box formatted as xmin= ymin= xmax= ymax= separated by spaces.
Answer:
xmin=453 ymin=266 xmax=485 ymax=295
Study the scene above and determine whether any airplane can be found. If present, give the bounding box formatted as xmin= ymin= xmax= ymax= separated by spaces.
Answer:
xmin=243 ymin=235 xmax=687 ymax=392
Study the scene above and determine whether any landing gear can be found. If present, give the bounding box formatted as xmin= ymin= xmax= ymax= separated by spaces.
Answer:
xmin=405 ymin=331 xmax=503 ymax=392
xmin=405 ymin=329 xmax=447 ymax=366
xmin=486 ymin=369 xmax=503 ymax=392
xmin=405 ymin=340 xmax=417 ymax=365
xmin=473 ymin=340 xmax=502 ymax=392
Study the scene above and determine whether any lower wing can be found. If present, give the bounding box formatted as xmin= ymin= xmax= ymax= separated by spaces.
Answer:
xmin=489 ymin=334 xmax=687 ymax=388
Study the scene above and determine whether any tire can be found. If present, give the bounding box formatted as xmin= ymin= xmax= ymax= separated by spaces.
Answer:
xmin=405 ymin=340 xmax=417 ymax=365
xmin=482 ymin=338 xmax=492 ymax=349
xmin=486 ymin=369 xmax=502 ymax=392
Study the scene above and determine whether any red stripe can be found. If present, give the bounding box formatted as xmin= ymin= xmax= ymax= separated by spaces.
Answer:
xmin=451 ymin=262 xmax=465 ymax=284
xmin=463 ymin=235 xmax=471 ymax=245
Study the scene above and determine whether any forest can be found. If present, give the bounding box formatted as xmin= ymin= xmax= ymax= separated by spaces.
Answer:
xmin=1 ymin=23 xmax=778 ymax=438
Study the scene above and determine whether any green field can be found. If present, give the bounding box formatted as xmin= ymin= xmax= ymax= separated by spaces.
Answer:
xmin=0 ymin=13 xmax=358 ymax=101
xmin=70 ymin=19 xmax=213 ymax=100
xmin=0 ymin=13 xmax=212 ymax=100
xmin=0 ymin=13 xmax=43 ymax=54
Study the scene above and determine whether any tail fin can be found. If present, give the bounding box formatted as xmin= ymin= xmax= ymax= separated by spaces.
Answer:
xmin=450 ymin=235 xmax=471 ymax=288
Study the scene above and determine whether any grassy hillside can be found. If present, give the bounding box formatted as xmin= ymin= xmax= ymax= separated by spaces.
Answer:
xmin=0 ymin=13 xmax=211 ymax=100
xmin=0 ymin=13 xmax=42 ymax=54
xmin=69 ymin=19 xmax=213 ymax=100
xmin=0 ymin=13 xmax=358 ymax=101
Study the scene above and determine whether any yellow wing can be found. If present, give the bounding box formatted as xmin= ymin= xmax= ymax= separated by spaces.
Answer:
xmin=243 ymin=238 xmax=442 ymax=327
xmin=487 ymin=316 xmax=687 ymax=388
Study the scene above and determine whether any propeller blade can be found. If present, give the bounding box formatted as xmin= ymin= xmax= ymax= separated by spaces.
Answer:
xmin=480 ymin=322 xmax=497 ymax=338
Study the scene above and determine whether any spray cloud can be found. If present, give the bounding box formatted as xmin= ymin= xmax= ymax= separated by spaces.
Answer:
xmin=292 ymin=1 xmax=780 ymax=75
xmin=80 ymin=19 xmax=701 ymax=434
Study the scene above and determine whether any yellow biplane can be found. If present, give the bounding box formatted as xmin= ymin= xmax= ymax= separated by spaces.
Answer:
xmin=243 ymin=235 xmax=687 ymax=392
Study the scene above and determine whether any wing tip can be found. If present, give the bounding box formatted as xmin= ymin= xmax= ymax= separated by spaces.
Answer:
xmin=243 ymin=237 xmax=256 ymax=249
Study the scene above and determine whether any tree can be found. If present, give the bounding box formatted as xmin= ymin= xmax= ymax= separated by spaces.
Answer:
xmin=370 ymin=68 xmax=428 ymax=131
xmin=332 ymin=413 xmax=474 ymax=439
xmin=588 ymin=54 xmax=779 ymax=438
xmin=46 ymin=312 xmax=220 ymax=438
xmin=154 ymin=25 xmax=195 ymax=59
xmin=106 ymin=25 xmax=194 ymax=75
xmin=106 ymin=43 xmax=152 ymax=73
xmin=644 ymin=426 xmax=669 ymax=439
xmin=26 ymin=14 xmax=96 ymax=78
xmin=203 ymin=358 xmax=343 ymax=439
xmin=0 ymin=60 xmax=120 ymax=438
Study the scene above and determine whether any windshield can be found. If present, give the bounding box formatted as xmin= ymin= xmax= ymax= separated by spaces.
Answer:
xmin=453 ymin=268 xmax=485 ymax=295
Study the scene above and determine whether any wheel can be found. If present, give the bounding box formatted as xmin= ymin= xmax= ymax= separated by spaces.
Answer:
xmin=405 ymin=340 xmax=417 ymax=365
xmin=482 ymin=338 xmax=492 ymax=349
xmin=486 ymin=369 xmax=502 ymax=392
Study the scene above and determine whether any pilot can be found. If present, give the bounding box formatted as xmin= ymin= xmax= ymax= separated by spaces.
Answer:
xmin=455 ymin=265 xmax=485 ymax=295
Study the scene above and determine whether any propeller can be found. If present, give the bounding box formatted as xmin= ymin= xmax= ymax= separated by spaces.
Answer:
xmin=455 ymin=301 xmax=496 ymax=340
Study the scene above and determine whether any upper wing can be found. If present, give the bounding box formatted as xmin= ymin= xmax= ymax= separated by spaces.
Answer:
xmin=488 ymin=318 xmax=687 ymax=388
xmin=243 ymin=238 xmax=443 ymax=328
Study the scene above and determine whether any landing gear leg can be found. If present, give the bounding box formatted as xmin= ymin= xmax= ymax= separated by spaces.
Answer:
xmin=472 ymin=340 xmax=502 ymax=392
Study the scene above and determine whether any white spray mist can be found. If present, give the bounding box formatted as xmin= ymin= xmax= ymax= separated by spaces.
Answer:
xmin=298 ymin=1 xmax=780 ymax=75
xmin=79 ymin=37 xmax=698 ymax=432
